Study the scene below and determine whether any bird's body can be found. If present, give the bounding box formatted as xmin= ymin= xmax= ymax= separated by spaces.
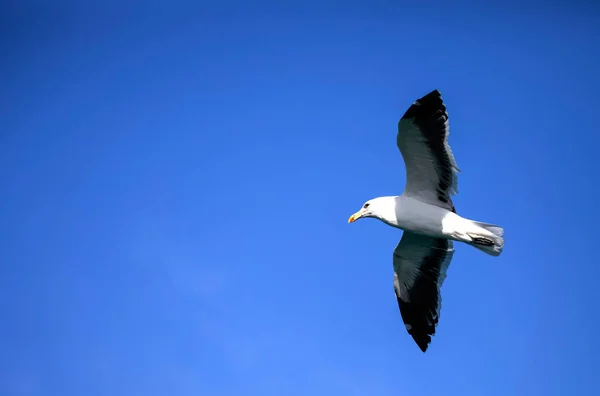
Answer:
xmin=368 ymin=195 xmax=503 ymax=255
xmin=373 ymin=195 xmax=452 ymax=237
xmin=348 ymin=89 xmax=504 ymax=352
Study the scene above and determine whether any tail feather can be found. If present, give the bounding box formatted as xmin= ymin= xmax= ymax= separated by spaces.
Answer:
xmin=469 ymin=221 xmax=504 ymax=256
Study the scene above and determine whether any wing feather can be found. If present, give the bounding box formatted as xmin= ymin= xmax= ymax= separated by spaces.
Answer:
xmin=397 ymin=90 xmax=460 ymax=211
xmin=393 ymin=231 xmax=454 ymax=352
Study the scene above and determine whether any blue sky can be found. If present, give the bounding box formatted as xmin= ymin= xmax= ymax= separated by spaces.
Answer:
xmin=2 ymin=1 xmax=600 ymax=395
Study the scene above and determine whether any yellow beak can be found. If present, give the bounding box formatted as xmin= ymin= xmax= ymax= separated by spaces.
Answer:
xmin=348 ymin=210 xmax=363 ymax=223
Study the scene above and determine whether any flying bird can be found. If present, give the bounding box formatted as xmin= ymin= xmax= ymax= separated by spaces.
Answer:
xmin=348 ymin=89 xmax=504 ymax=352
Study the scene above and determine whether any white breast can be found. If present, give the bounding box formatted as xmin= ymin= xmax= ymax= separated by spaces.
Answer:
xmin=394 ymin=195 xmax=455 ymax=238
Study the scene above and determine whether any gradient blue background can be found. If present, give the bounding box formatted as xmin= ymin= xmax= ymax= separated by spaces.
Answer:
xmin=2 ymin=1 xmax=600 ymax=395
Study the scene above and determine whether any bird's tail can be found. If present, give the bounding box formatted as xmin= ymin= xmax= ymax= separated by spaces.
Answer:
xmin=467 ymin=221 xmax=504 ymax=257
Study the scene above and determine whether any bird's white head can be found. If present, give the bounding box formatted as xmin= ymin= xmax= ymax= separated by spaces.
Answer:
xmin=348 ymin=196 xmax=398 ymax=226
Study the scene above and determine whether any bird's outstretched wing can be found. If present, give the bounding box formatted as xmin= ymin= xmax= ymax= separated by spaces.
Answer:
xmin=397 ymin=90 xmax=460 ymax=212
xmin=393 ymin=231 xmax=455 ymax=352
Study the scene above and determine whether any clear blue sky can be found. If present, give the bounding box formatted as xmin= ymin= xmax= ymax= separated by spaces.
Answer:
xmin=2 ymin=1 xmax=600 ymax=395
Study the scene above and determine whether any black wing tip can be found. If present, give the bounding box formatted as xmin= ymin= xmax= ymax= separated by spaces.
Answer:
xmin=400 ymin=89 xmax=446 ymax=121
xmin=422 ymin=89 xmax=443 ymax=99
xmin=396 ymin=297 xmax=437 ymax=353
xmin=416 ymin=337 xmax=431 ymax=352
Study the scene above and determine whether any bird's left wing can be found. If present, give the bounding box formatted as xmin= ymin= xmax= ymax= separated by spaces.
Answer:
xmin=396 ymin=90 xmax=460 ymax=212
xmin=393 ymin=231 xmax=455 ymax=352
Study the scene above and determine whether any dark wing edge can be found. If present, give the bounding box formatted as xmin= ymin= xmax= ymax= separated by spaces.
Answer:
xmin=397 ymin=90 xmax=460 ymax=212
xmin=393 ymin=232 xmax=455 ymax=352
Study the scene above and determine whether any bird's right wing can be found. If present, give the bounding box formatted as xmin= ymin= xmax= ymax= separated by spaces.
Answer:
xmin=393 ymin=231 xmax=455 ymax=352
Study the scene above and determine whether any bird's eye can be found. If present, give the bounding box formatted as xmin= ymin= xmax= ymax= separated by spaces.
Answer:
xmin=363 ymin=203 xmax=370 ymax=209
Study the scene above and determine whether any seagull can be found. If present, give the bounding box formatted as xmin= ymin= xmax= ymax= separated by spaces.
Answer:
xmin=348 ymin=89 xmax=504 ymax=352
